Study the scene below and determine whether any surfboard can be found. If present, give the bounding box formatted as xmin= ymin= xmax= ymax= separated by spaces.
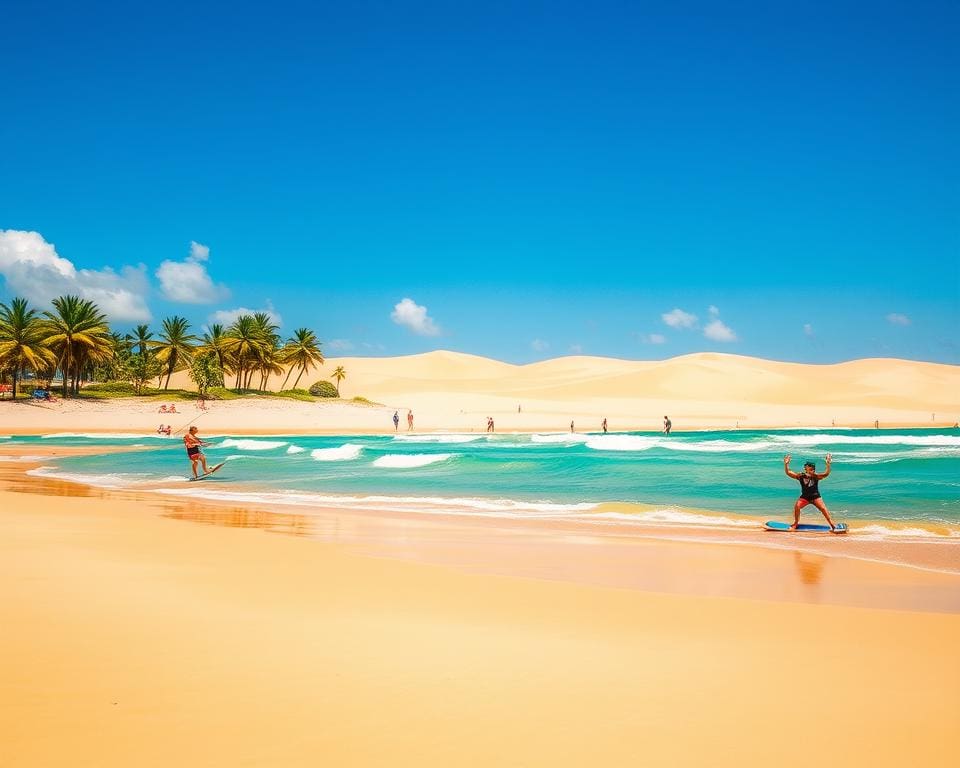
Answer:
xmin=189 ymin=462 xmax=225 ymax=481
xmin=764 ymin=521 xmax=847 ymax=534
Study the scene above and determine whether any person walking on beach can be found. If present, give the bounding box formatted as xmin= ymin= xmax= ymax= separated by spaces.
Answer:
xmin=183 ymin=426 xmax=211 ymax=479
xmin=602 ymin=418 xmax=608 ymax=434
xmin=407 ymin=410 xmax=414 ymax=430
xmin=570 ymin=420 xmax=575 ymax=432
xmin=783 ymin=454 xmax=837 ymax=532
xmin=392 ymin=411 xmax=400 ymax=431
xmin=663 ymin=416 xmax=672 ymax=435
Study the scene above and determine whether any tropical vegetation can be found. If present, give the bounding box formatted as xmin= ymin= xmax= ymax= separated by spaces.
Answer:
xmin=0 ymin=294 xmax=343 ymax=401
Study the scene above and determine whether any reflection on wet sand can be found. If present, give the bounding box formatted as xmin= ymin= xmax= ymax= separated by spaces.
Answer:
xmin=164 ymin=504 xmax=314 ymax=537
xmin=794 ymin=550 xmax=826 ymax=586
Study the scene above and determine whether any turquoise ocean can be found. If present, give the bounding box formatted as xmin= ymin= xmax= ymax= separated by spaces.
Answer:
xmin=6 ymin=429 xmax=960 ymax=537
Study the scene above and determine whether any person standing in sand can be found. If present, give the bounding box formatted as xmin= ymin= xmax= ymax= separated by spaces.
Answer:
xmin=783 ymin=454 xmax=837 ymax=532
xmin=602 ymin=418 xmax=607 ymax=434
xmin=407 ymin=410 xmax=414 ymax=430
xmin=663 ymin=416 xmax=672 ymax=435
xmin=183 ymin=426 xmax=211 ymax=479
xmin=392 ymin=411 xmax=399 ymax=431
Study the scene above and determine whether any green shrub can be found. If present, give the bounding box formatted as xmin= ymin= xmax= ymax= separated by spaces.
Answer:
xmin=351 ymin=396 xmax=380 ymax=406
xmin=309 ymin=380 xmax=339 ymax=398
xmin=206 ymin=387 xmax=243 ymax=400
xmin=273 ymin=389 xmax=316 ymax=402
xmin=83 ymin=382 xmax=138 ymax=394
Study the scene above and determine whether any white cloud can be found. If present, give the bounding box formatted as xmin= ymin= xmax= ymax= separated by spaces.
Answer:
xmin=209 ymin=303 xmax=282 ymax=327
xmin=156 ymin=241 xmax=228 ymax=304
xmin=189 ymin=241 xmax=209 ymax=261
xmin=804 ymin=323 xmax=814 ymax=337
xmin=643 ymin=333 xmax=667 ymax=344
xmin=390 ymin=298 xmax=440 ymax=336
xmin=0 ymin=229 xmax=151 ymax=321
xmin=568 ymin=344 xmax=583 ymax=354
xmin=662 ymin=308 xmax=698 ymax=329
xmin=886 ymin=313 xmax=911 ymax=326
xmin=708 ymin=305 xmax=720 ymax=317
xmin=531 ymin=338 xmax=550 ymax=352
xmin=704 ymin=319 xmax=737 ymax=342
xmin=326 ymin=339 xmax=354 ymax=352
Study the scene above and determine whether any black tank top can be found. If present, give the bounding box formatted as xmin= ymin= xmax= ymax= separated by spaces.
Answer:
xmin=798 ymin=474 xmax=820 ymax=499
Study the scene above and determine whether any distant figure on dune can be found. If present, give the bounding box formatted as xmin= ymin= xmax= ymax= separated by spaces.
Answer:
xmin=874 ymin=419 xmax=879 ymax=429
xmin=486 ymin=417 xmax=495 ymax=433
xmin=663 ymin=416 xmax=672 ymax=435
xmin=407 ymin=410 xmax=414 ymax=430
xmin=602 ymin=418 xmax=607 ymax=434
xmin=783 ymin=454 xmax=838 ymax=532
xmin=570 ymin=420 xmax=575 ymax=433
xmin=392 ymin=411 xmax=399 ymax=431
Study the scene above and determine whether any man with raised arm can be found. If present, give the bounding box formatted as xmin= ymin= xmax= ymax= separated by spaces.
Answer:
xmin=783 ymin=453 xmax=837 ymax=531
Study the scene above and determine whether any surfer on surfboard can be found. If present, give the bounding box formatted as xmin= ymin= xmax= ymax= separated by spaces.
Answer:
xmin=184 ymin=425 xmax=212 ymax=479
xmin=783 ymin=454 xmax=838 ymax=532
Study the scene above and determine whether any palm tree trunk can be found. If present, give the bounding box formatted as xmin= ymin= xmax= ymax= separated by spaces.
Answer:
xmin=61 ymin=352 xmax=70 ymax=398
xmin=292 ymin=366 xmax=305 ymax=390
xmin=280 ymin=365 xmax=293 ymax=391
xmin=336 ymin=379 xmax=340 ymax=396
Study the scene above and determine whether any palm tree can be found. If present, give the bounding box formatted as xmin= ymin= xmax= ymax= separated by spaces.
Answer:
xmin=249 ymin=313 xmax=281 ymax=390
xmin=125 ymin=324 xmax=153 ymax=358
xmin=223 ymin=315 xmax=267 ymax=390
xmin=0 ymin=298 xmax=55 ymax=399
xmin=153 ymin=316 xmax=197 ymax=390
xmin=198 ymin=323 xmax=234 ymax=382
xmin=331 ymin=365 xmax=346 ymax=396
xmin=41 ymin=295 xmax=112 ymax=397
xmin=280 ymin=328 xmax=324 ymax=391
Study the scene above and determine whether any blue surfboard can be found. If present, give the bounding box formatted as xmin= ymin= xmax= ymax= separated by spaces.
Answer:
xmin=764 ymin=521 xmax=847 ymax=534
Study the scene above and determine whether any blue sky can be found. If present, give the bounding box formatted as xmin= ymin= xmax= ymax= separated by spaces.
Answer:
xmin=1 ymin=0 xmax=957 ymax=363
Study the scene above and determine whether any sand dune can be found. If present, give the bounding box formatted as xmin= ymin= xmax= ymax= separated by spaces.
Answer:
xmin=2 ymin=351 xmax=956 ymax=434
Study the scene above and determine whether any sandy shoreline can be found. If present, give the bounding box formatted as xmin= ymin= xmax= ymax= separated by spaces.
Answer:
xmin=2 ymin=453 xmax=959 ymax=766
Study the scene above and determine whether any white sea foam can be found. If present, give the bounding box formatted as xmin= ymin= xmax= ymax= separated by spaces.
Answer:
xmin=771 ymin=434 xmax=960 ymax=447
xmin=831 ymin=448 xmax=960 ymax=464
xmin=27 ymin=466 xmax=158 ymax=489
xmin=373 ymin=453 xmax=454 ymax=469
xmin=585 ymin=436 xmax=775 ymax=453
xmin=531 ymin=433 xmax=591 ymax=444
xmin=286 ymin=445 xmax=306 ymax=454
xmin=40 ymin=432 xmax=169 ymax=440
xmin=393 ymin=433 xmax=484 ymax=444
xmin=0 ymin=454 xmax=49 ymax=462
xmin=311 ymin=444 xmax=363 ymax=462
xmin=218 ymin=438 xmax=288 ymax=451
xmin=585 ymin=435 xmax=659 ymax=451
xmin=592 ymin=508 xmax=759 ymax=528
xmin=851 ymin=524 xmax=958 ymax=539
xmin=154 ymin=487 xmax=597 ymax=517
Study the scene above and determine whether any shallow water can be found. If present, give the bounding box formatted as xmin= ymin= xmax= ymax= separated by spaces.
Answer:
xmin=9 ymin=428 xmax=959 ymax=538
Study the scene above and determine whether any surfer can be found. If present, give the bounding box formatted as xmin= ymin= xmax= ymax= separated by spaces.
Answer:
xmin=183 ymin=425 xmax=211 ymax=479
xmin=783 ymin=454 xmax=837 ymax=531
